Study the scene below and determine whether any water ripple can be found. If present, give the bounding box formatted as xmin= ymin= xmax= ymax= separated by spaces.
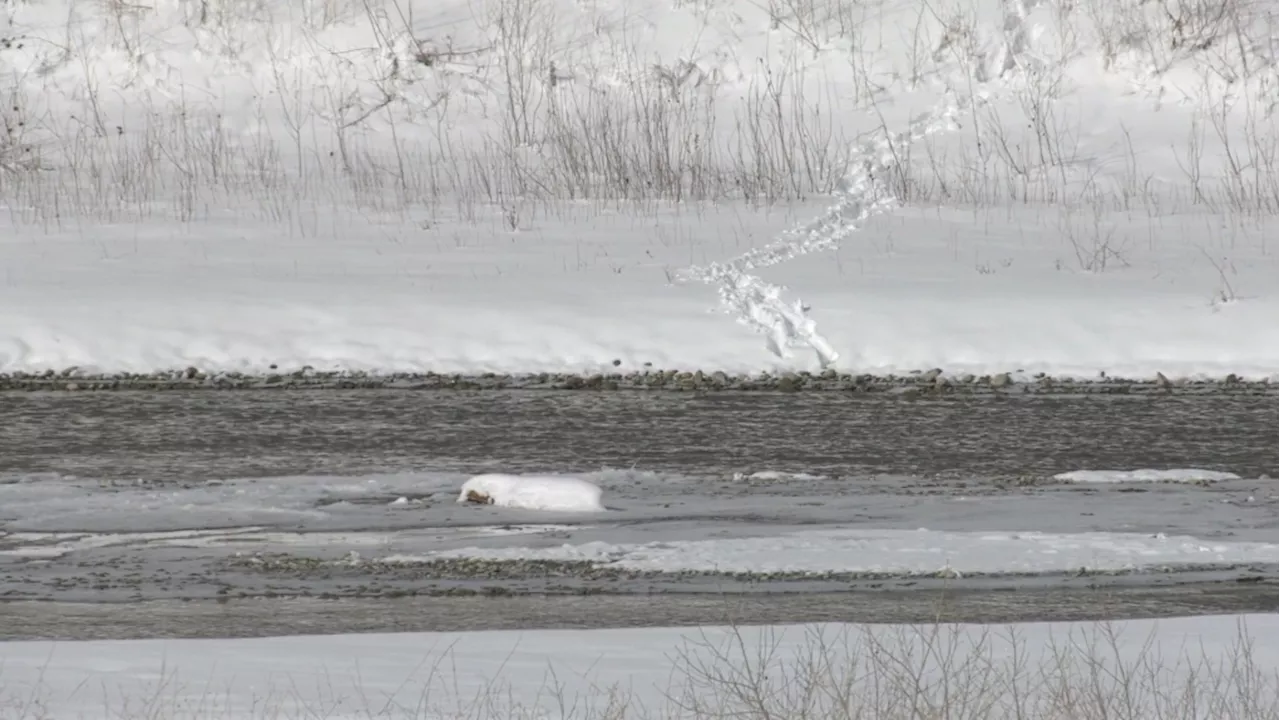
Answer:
xmin=0 ymin=391 xmax=1274 ymax=482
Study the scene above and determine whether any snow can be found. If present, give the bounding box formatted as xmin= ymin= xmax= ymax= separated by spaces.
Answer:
xmin=1 ymin=615 xmax=1274 ymax=719
xmin=1055 ymin=469 xmax=1245 ymax=484
xmin=0 ymin=0 xmax=1275 ymax=378
xmin=457 ymin=474 xmax=606 ymax=512
xmin=388 ymin=528 xmax=1279 ymax=576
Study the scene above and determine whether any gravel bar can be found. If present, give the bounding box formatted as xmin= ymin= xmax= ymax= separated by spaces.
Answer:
xmin=222 ymin=555 xmax=1279 ymax=587
xmin=5 ymin=584 xmax=1277 ymax=640
xmin=2 ymin=368 xmax=1275 ymax=394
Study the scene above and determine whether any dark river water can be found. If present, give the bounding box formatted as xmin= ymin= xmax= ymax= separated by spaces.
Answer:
xmin=2 ymin=390 xmax=1276 ymax=481
xmin=1 ymin=390 xmax=1275 ymax=639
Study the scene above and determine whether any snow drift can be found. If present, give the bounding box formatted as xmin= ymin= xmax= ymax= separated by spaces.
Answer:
xmin=457 ymin=474 xmax=606 ymax=512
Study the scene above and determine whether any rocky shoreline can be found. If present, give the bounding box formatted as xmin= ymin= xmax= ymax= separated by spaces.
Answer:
xmin=223 ymin=553 xmax=1278 ymax=588
xmin=1 ymin=367 xmax=1274 ymax=394
xmin=153 ymin=553 xmax=1274 ymax=604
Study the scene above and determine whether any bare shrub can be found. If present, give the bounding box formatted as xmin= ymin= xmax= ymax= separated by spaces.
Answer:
xmin=0 ymin=0 xmax=1277 ymax=222
xmin=668 ymin=618 xmax=1278 ymax=720
xmin=1056 ymin=202 xmax=1129 ymax=272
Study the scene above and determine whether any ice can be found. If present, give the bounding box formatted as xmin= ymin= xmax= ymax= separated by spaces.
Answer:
xmin=458 ymin=474 xmax=607 ymax=512
xmin=1 ymin=470 xmax=1274 ymax=558
xmin=0 ymin=528 xmax=268 ymax=560
xmin=404 ymin=528 xmax=1279 ymax=576
xmin=733 ymin=470 xmax=827 ymax=481
xmin=1 ymin=615 xmax=1274 ymax=720
xmin=0 ymin=471 xmax=467 ymax=531
xmin=1055 ymin=469 xmax=1245 ymax=483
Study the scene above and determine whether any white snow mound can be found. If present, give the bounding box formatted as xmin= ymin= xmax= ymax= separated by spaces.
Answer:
xmin=1054 ymin=469 xmax=1243 ymax=484
xmin=458 ymin=474 xmax=605 ymax=513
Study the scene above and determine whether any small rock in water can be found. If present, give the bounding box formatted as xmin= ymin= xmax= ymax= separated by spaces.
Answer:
xmin=464 ymin=489 xmax=494 ymax=505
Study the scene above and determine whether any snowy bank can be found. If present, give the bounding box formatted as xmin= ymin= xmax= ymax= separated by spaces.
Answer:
xmin=458 ymin=474 xmax=606 ymax=512
xmin=2 ymin=616 xmax=1275 ymax=720
xmin=0 ymin=226 xmax=1274 ymax=379
xmin=0 ymin=0 xmax=1275 ymax=379
xmin=1055 ymin=469 xmax=1245 ymax=484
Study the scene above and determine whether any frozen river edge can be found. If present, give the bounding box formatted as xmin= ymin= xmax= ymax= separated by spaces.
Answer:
xmin=1 ymin=582 xmax=1276 ymax=641
xmin=2 ymin=370 xmax=1277 ymax=394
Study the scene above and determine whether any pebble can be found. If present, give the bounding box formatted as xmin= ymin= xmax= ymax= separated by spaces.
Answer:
xmin=0 ymin=369 xmax=1270 ymax=395
xmin=219 ymin=554 xmax=1168 ymax=586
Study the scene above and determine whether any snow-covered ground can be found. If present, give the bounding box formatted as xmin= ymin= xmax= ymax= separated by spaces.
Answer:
xmin=0 ymin=0 xmax=1275 ymax=378
xmin=2 ymin=615 xmax=1275 ymax=719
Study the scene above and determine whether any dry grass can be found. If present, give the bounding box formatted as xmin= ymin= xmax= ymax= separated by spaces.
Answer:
xmin=0 ymin=0 xmax=1275 ymax=227
xmin=666 ymin=618 xmax=1277 ymax=720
